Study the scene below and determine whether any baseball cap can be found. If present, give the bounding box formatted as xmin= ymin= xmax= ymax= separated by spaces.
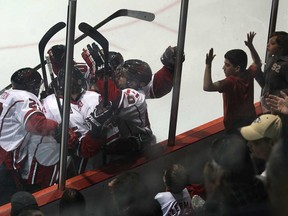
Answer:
xmin=10 ymin=191 xmax=39 ymax=216
xmin=240 ymin=114 xmax=282 ymax=141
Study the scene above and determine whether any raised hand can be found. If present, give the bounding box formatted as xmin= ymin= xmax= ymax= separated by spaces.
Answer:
xmin=160 ymin=46 xmax=185 ymax=71
xmin=205 ymin=48 xmax=216 ymax=65
xmin=244 ymin=32 xmax=256 ymax=48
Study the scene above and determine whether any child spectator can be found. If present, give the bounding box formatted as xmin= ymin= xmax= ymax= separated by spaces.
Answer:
xmin=203 ymin=47 xmax=257 ymax=134
xmin=255 ymin=31 xmax=288 ymax=112
xmin=154 ymin=163 xmax=194 ymax=216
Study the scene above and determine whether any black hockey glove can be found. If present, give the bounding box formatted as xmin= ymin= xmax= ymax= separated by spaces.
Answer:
xmin=87 ymin=43 xmax=104 ymax=67
xmin=85 ymin=101 xmax=113 ymax=138
xmin=160 ymin=46 xmax=185 ymax=72
xmin=54 ymin=124 xmax=79 ymax=152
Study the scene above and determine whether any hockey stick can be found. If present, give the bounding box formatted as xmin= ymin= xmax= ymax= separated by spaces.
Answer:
xmin=0 ymin=9 xmax=154 ymax=94
xmin=45 ymin=55 xmax=63 ymax=116
xmin=0 ymin=84 xmax=11 ymax=95
xmin=39 ymin=22 xmax=66 ymax=94
xmin=74 ymin=9 xmax=155 ymax=44
xmin=79 ymin=22 xmax=109 ymax=106
xmin=0 ymin=22 xmax=66 ymax=95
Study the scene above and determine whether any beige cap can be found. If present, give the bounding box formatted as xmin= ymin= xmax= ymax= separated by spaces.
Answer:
xmin=240 ymin=114 xmax=282 ymax=141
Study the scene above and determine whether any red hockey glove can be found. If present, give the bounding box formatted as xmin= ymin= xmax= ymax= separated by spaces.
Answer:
xmin=81 ymin=48 xmax=96 ymax=77
xmin=160 ymin=46 xmax=185 ymax=72
xmin=47 ymin=44 xmax=66 ymax=75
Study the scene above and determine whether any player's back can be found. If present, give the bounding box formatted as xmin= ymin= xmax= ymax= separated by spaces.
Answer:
xmin=0 ymin=89 xmax=42 ymax=152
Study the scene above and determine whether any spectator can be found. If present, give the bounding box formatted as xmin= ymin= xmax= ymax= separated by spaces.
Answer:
xmin=201 ymin=134 xmax=270 ymax=216
xmin=254 ymin=31 xmax=288 ymax=113
xmin=266 ymin=139 xmax=288 ymax=216
xmin=107 ymin=171 xmax=162 ymax=216
xmin=10 ymin=191 xmax=39 ymax=216
xmin=18 ymin=209 xmax=45 ymax=216
xmin=59 ymin=188 xmax=86 ymax=216
xmin=203 ymin=47 xmax=257 ymax=134
xmin=239 ymin=114 xmax=282 ymax=177
xmin=154 ymin=163 xmax=194 ymax=215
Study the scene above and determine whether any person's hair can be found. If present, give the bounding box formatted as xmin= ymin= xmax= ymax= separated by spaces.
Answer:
xmin=59 ymin=188 xmax=86 ymax=215
xmin=164 ymin=164 xmax=189 ymax=193
xmin=270 ymin=31 xmax=288 ymax=55
xmin=108 ymin=171 xmax=161 ymax=216
xmin=18 ymin=209 xmax=45 ymax=216
xmin=210 ymin=134 xmax=256 ymax=183
xmin=109 ymin=172 xmax=146 ymax=208
xmin=224 ymin=49 xmax=248 ymax=71
xmin=10 ymin=191 xmax=39 ymax=216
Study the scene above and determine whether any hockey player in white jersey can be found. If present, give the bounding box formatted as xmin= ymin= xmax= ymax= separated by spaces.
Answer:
xmin=42 ymin=66 xmax=117 ymax=175
xmin=0 ymin=68 xmax=66 ymax=202
xmin=82 ymin=45 xmax=184 ymax=162
xmin=90 ymin=59 xmax=157 ymax=161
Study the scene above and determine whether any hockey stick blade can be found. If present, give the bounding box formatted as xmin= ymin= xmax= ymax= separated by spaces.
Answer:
xmin=74 ymin=9 xmax=155 ymax=44
xmin=39 ymin=22 xmax=66 ymax=92
xmin=78 ymin=22 xmax=109 ymax=57
xmin=0 ymin=22 xmax=66 ymax=95
xmin=126 ymin=9 xmax=155 ymax=21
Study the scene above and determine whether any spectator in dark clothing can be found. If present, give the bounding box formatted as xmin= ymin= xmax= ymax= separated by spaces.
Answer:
xmin=200 ymin=134 xmax=271 ymax=216
xmin=59 ymin=188 xmax=86 ymax=216
xmin=107 ymin=171 xmax=162 ymax=216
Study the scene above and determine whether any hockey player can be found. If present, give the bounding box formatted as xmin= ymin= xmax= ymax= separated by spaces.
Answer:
xmin=45 ymin=44 xmax=183 ymax=166
xmin=0 ymin=68 xmax=69 ymax=202
xmin=82 ymin=45 xmax=184 ymax=163
xmin=87 ymin=59 xmax=156 ymax=162
xmin=41 ymin=66 xmax=116 ymax=174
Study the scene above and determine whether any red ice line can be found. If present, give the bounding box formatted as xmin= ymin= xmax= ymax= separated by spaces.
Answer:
xmin=0 ymin=0 xmax=180 ymax=51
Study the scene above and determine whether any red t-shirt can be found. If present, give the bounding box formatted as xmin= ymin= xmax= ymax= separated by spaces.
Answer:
xmin=218 ymin=65 xmax=257 ymax=132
